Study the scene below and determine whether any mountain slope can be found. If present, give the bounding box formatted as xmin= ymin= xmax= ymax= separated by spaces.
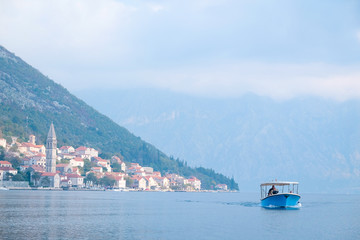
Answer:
xmin=76 ymin=88 xmax=360 ymax=193
xmin=0 ymin=45 xmax=238 ymax=190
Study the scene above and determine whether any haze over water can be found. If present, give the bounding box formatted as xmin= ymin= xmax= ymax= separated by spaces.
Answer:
xmin=0 ymin=191 xmax=359 ymax=240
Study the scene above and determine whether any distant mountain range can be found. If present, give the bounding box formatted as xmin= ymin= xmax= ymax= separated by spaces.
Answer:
xmin=0 ymin=45 xmax=238 ymax=190
xmin=76 ymin=88 xmax=360 ymax=192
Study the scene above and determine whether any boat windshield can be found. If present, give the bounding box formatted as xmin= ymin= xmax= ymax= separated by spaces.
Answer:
xmin=260 ymin=182 xmax=299 ymax=199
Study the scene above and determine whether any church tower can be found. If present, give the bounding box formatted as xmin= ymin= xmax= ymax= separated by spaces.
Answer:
xmin=46 ymin=123 xmax=57 ymax=173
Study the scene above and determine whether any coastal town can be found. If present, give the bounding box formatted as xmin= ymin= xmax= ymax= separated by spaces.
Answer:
xmin=0 ymin=124 xmax=229 ymax=192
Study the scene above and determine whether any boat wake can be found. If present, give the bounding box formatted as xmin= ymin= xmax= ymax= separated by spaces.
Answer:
xmin=223 ymin=201 xmax=260 ymax=207
xmin=263 ymin=202 xmax=302 ymax=210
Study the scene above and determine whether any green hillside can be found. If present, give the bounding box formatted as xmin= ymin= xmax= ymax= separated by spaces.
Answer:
xmin=0 ymin=45 xmax=238 ymax=190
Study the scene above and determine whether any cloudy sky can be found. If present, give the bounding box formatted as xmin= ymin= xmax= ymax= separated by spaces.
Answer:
xmin=1 ymin=0 xmax=360 ymax=100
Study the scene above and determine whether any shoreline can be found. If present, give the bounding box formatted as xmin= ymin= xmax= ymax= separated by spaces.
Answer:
xmin=4 ymin=187 xmax=236 ymax=193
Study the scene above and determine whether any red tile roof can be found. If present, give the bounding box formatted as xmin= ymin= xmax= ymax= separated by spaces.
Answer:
xmin=29 ymin=165 xmax=45 ymax=172
xmin=34 ymin=153 xmax=46 ymax=157
xmin=0 ymin=167 xmax=16 ymax=171
xmin=0 ymin=161 xmax=12 ymax=165
xmin=131 ymin=176 xmax=143 ymax=181
xmin=41 ymin=172 xmax=57 ymax=177
xmin=60 ymin=146 xmax=73 ymax=150
xmin=21 ymin=142 xmax=36 ymax=148
xmin=66 ymin=173 xmax=83 ymax=178
xmin=76 ymin=146 xmax=88 ymax=151
xmin=56 ymin=164 xmax=70 ymax=168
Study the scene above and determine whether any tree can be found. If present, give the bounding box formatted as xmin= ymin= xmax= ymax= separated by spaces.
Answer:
xmin=60 ymin=158 xmax=70 ymax=164
xmin=84 ymin=172 xmax=98 ymax=185
xmin=7 ymin=156 xmax=22 ymax=170
xmin=83 ymin=159 xmax=92 ymax=175
xmin=99 ymin=152 xmax=112 ymax=159
xmin=12 ymin=173 xmax=25 ymax=181
xmin=111 ymin=162 xmax=122 ymax=172
xmin=0 ymin=146 xmax=5 ymax=160
xmin=9 ymin=145 xmax=18 ymax=153
xmin=125 ymin=177 xmax=134 ymax=188
xmin=99 ymin=176 xmax=115 ymax=188
xmin=4 ymin=172 xmax=14 ymax=181
xmin=32 ymin=172 xmax=42 ymax=186
xmin=40 ymin=176 xmax=51 ymax=187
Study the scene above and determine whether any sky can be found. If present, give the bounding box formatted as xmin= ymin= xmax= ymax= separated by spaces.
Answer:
xmin=1 ymin=0 xmax=360 ymax=100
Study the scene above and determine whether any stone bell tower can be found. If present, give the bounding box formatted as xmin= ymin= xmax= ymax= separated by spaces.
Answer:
xmin=46 ymin=123 xmax=57 ymax=173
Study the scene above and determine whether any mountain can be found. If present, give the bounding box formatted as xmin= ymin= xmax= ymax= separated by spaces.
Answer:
xmin=75 ymin=88 xmax=360 ymax=193
xmin=0 ymin=45 xmax=238 ymax=190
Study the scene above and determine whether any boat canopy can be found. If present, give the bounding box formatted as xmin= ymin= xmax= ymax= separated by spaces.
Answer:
xmin=260 ymin=182 xmax=299 ymax=187
xmin=260 ymin=181 xmax=299 ymax=199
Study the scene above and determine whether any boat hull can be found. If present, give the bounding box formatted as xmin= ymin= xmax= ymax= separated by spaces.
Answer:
xmin=261 ymin=193 xmax=300 ymax=208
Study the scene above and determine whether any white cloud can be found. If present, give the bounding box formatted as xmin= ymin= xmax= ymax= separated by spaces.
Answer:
xmin=1 ymin=0 xmax=360 ymax=101
xmin=115 ymin=62 xmax=360 ymax=101
xmin=149 ymin=4 xmax=165 ymax=13
xmin=0 ymin=0 xmax=137 ymax=64
xmin=57 ymin=61 xmax=360 ymax=101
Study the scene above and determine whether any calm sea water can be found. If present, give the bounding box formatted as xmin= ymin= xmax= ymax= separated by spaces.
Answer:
xmin=0 ymin=191 xmax=359 ymax=240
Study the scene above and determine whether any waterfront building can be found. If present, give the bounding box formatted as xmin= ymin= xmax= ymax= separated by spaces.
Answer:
xmin=65 ymin=173 xmax=84 ymax=187
xmin=0 ymin=167 xmax=18 ymax=180
xmin=46 ymin=123 xmax=57 ymax=173
xmin=109 ymin=175 xmax=126 ymax=189
xmin=0 ymin=161 xmax=17 ymax=180
xmin=145 ymin=176 xmax=159 ymax=189
xmin=154 ymin=176 xmax=170 ymax=189
xmin=215 ymin=184 xmax=228 ymax=191
xmin=40 ymin=172 xmax=60 ymax=188
xmin=185 ymin=177 xmax=201 ymax=190
xmin=131 ymin=176 xmax=147 ymax=190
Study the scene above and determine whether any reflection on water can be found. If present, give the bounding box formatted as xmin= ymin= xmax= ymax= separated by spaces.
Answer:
xmin=0 ymin=191 xmax=359 ymax=240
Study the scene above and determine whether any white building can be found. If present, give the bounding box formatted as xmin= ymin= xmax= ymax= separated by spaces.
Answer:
xmin=70 ymin=157 xmax=84 ymax=167
xmin=59 ymin=146 xmax=75 ymax=154
xmin=65 ymin=173 xmax=84 ymax=187
xmin=0 ymin=161 xmax=12 ymax=168
xmin=145 ymin=176 xmax=158 ymax=189
xmin=0 ymin=138 xmax=6 ymax=148
xmin=185 ymin=177 xmax=201 ymax=190
xmin=28 ymin=153 xmax=46 ymax=167
xmin=111 ymin=156 xmax=126 ymax=172
xmin=131 ymin=176 xmax=147 ymax=190
xmin=75 ymin=146 xmax=98 ymax=159
xmin=154 ymin=177 xmax=170 ymax=189
xmin=111 ymin=175 xmax=126 ymax=189
xmin=91 ymin=167 xmax=103 ymax=173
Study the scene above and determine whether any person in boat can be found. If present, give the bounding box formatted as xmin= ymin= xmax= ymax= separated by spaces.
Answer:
xmin=268 ymin=185 xmax=279 ymax=196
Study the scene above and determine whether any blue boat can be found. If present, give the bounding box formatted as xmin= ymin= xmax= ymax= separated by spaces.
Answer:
xmin=260 ymin=181 xmax=301 ymax=208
